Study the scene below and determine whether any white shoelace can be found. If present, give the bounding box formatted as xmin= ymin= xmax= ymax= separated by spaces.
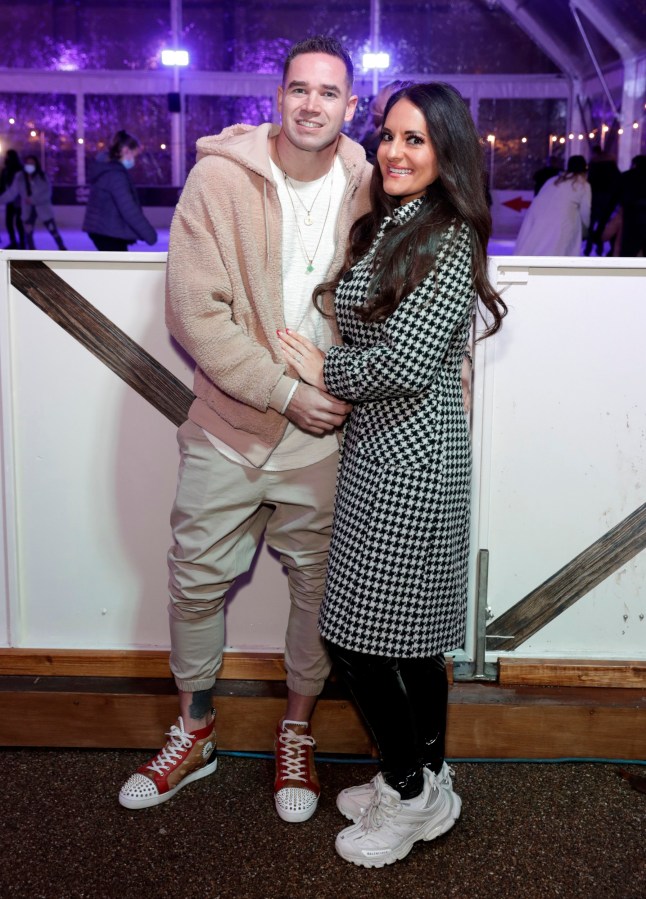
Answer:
xmin=146 ymin=718 xmax=195 ymax=776
xmin=277 ymin=730 xmax=315 ymax=782
xmin=362 ymin=776 xmax=400 ymax=831
xmin=443 ymin=765 xmax=456 ymax=787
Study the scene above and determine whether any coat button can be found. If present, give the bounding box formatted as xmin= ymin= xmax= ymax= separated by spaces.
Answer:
xmin=342 ymin=334 xmax=354 ymax=346
xmin=342 ymin=270 xmax=353 ymax=282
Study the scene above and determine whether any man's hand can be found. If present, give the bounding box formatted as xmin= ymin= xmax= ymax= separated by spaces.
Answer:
xmin=284 ymin=383 xmax=351 ymax=435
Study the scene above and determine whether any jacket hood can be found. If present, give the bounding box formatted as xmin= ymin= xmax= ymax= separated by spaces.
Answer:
xmin=196 ymin=123 xmax=279 ymax=182
xmin=195 ymin=123 xmax=367 ymax=185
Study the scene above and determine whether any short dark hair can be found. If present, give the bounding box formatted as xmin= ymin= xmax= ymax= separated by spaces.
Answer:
xmin=282 ymin=35 xmax=354 ymax=88
xmin=109 ymin=129 xmax=140 ymax=161
xmin=567 ymin=154 xmax=587 ymax=174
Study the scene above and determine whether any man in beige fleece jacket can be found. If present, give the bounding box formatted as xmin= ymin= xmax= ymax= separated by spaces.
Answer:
xmin=118 ymin=36 xmax=373 ymax=822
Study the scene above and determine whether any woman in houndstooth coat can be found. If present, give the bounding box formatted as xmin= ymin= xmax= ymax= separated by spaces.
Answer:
xmin=279 ymin=82 xmax=506 ymax=867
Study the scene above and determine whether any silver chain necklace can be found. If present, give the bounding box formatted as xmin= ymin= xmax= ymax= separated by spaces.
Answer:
xmin=276 ymin=149 xmax=335 ymax=274
xmin=284 ymin=166 xmax=332 ymax=225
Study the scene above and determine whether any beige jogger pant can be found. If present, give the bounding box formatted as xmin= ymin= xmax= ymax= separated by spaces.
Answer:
xmin=167 ymin=420 xmax=337 ymax=696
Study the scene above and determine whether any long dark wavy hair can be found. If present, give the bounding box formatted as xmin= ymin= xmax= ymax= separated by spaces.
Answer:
xmin=316 ymin=82 xmax=506 ymax=337
xmin=554 ymin=153 xmax=587 ymax=185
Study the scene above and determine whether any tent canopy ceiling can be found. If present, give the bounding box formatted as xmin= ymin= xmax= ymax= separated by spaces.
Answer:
xmin=495 ymin=0 xmax=646 ymax=78
xmin=0 ymin=1 xmax=644 ymax=80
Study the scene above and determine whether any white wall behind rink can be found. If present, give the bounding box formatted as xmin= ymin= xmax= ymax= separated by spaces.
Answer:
xmin=1 ymin=251 xmax=645 ymax=661
xmin=0 ymin=251 xmax=291 ymax=654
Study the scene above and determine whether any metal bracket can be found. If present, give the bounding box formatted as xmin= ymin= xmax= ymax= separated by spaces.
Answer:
xmin=453 ymin=548 xmax=498 ymax=682
xmin=453 ymin=659 xmax=498 ymax=681
xmin=497 ymin=267 xmax=529 ymax=287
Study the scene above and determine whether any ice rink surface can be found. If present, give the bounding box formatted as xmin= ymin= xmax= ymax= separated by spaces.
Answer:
xmin=5 ymin=225 xmax=516 ymax=256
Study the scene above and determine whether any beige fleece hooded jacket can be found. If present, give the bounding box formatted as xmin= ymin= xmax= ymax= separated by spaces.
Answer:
xmin=165 ymin=122 xmax=372 ymax=466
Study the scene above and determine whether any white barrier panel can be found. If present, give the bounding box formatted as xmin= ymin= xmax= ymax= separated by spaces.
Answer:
xmin=0 ymin=252 xmax=290 ymax=652
xmin=474 ymin=256 xmax=646 ymax=660
xmin=1 ymin=252 xmax=645 ymax=661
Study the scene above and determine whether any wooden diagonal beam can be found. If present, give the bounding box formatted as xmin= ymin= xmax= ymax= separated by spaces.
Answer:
xmin=486 ymin=501 xmax=646 ymax=651
xmin=10 ymin=259 xmax=194 ymax=427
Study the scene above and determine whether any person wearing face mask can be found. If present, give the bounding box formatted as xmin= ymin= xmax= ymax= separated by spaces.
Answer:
xmin=0 ymin=153 xmax=66 ymax=250
xmin=83 ymin=130 xmax=157 ymax=251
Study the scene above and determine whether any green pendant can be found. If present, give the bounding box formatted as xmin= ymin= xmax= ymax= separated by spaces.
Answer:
xmin=306 ymin=263 xmax=314 ymax=273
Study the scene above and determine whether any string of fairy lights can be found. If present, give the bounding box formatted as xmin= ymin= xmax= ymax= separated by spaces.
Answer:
xmin=2 ymin=117 xmax=218 ymax=160
xmin=1 ymin=106 xmax=643 ymax=186
xmin=6 ymin=120 xmax=640 ymax=153
xmin=484 ymin=121 xmax=641 ymax=152
xmin=481 ymin=118 xmax=642 ymax=188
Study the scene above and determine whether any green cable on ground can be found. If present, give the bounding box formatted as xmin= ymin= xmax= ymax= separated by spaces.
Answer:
xmin=218 ymin=750 xmax=646 ymax=766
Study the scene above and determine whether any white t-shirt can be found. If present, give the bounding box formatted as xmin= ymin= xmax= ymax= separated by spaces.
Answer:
xmin=205 ymin=154 xmax=348 ymax=470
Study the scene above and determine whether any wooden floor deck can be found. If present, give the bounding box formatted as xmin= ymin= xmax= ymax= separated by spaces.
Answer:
xmin=1 ymin=668 xmax=644 ymax=760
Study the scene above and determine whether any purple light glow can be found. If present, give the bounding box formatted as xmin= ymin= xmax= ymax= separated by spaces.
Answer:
xmin=1 ymin=1 xmax=640 ymax=190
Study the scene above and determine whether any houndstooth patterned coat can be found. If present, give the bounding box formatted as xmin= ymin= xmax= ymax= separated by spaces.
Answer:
xmin=318 ymin=198 xmax=475 ymax=657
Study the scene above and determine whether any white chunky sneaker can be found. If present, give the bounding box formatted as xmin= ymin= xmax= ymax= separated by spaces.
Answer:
xmin=335 ymin=767 xmax=461 ymax=868
xmin=337 ymin=761 xmax=460 ymax=823
xmin=274 ymin=720 xmax=320 ymax=823
xmin=118 ymin=716 xmax=217 ymax=809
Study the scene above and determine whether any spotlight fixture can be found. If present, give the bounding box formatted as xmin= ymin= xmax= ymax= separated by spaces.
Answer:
xmin=161 ymin=50 xmax=189 ymax=66
xmin=362 ymin=52 xmax=390 ymax=69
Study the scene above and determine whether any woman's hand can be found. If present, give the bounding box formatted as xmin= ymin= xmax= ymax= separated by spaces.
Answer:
xmin=277 ymin=329 xmax=326 ymax=390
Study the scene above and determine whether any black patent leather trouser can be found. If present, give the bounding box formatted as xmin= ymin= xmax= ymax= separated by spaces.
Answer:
xmin=327 ymin=641 xmax=448 ymax=800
